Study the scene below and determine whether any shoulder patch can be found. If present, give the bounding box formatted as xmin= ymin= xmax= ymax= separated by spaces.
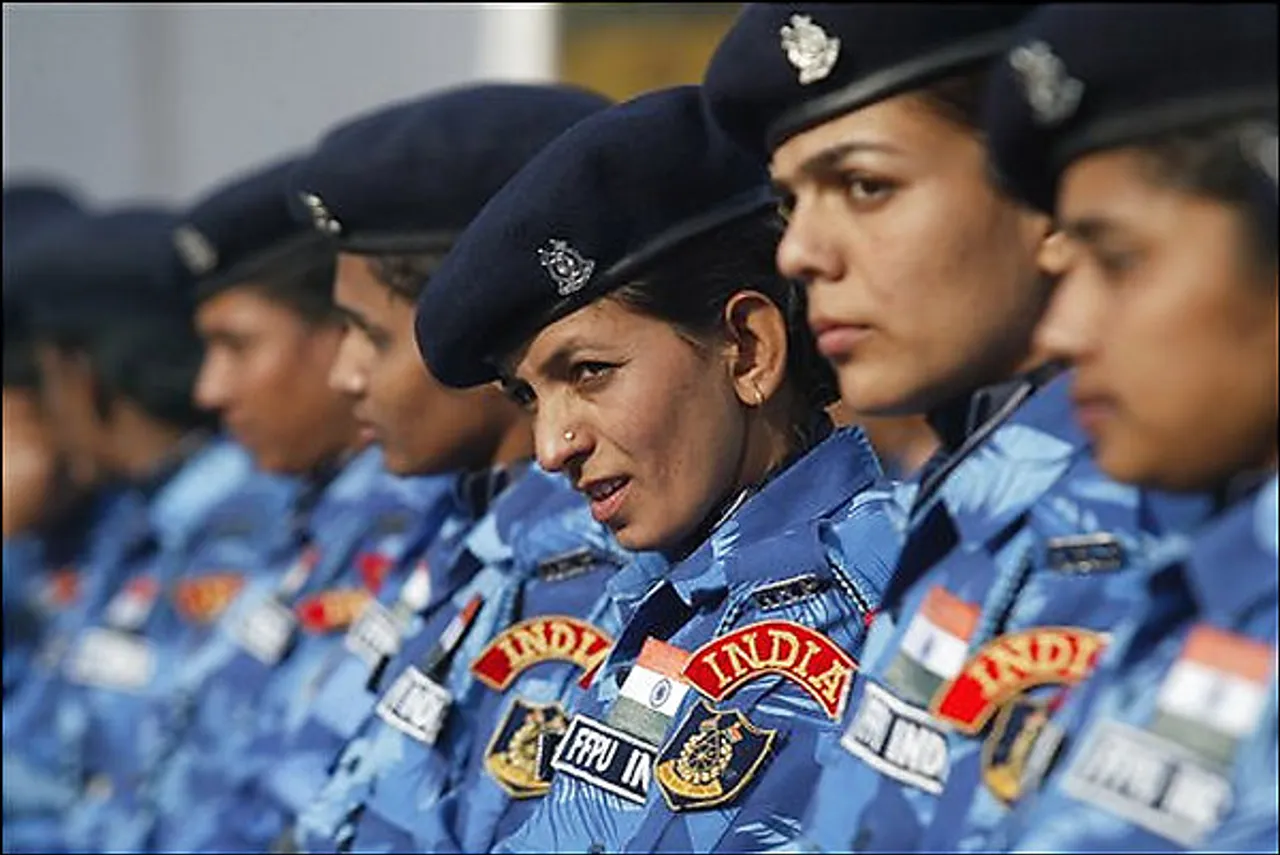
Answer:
xmin=471 ymin=616 xmax=612 ymax=691
xmin=931 ymin=627 xmax=1107 ymax=734
xmin=841 ymin=680 xmax=950 ymax=794
xmin=484 ymin=697 xmax=570 ymax=798
xmin=981 ymin=696 xmax=1053 ymax=804
xmin=295 ymin=588 xmax=372 ymax=634
xmin=173 ymin=572 xmax=245 ymax=624
xmin=655 ymin=699 xmax=777 ymax=812
xmin=682 ymin=620 xmax=856 ymax=719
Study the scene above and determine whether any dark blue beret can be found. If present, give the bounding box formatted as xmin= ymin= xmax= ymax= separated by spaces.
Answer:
xmin=288 ymin=83 xmax=614 ymax=254
xmin=3 ymin=182 xmax=84 ymax=248
xmin=13 ymin=207 xmax=195 ymax=338
xmin=175 ymin=155 xmax=328 ymax=300
xmin=985 ymin=3 xmax=1278 ymax=214
xmin=415 ymin=85 xmax=773 ymax=389
xmin=704 ymin=3 xmax=1036 ymax=157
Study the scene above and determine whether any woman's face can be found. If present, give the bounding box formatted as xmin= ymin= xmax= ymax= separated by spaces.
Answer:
xmin=329 ymin=254 xmax=519 ymax=476
xmin=1036 ymin=147 xmax=1278 ymax=492
xmin=771 ymin=92 xmax=1052 ymax=416
xmin=507 ymin=298 xmax=748 ymax=553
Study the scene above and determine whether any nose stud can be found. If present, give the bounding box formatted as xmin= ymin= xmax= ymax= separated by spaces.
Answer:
xmin=563 ymin=430 xmax=576 ymax=443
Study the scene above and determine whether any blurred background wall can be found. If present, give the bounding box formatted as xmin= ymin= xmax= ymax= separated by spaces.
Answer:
xmin=2 ymin=2 xmax=739 ymax=206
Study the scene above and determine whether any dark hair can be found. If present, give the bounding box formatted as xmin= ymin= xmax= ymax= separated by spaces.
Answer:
xmin=611 ymin=209 xmax=839 ymax=418
xmin=239 ymin=241 xmax=341 ymax=325
xmin=43 ymin=324 xmax=216 ymax=432
xmin=366 ymin=251 xmax=450 ymax=301
xmin=1135 ymin=118 xmax=1278 ymax=272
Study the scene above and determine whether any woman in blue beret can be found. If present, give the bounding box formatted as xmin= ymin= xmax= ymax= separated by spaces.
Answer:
xmin=414 ymin=85 xmax=904 ymax=853
xmin=977 ymin=4 xmax=1277 ymax=852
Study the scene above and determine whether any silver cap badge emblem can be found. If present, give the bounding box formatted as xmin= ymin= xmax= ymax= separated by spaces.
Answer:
xmin=298 ymin=191 xmax=343 ymax=236
xmin=1009 ymin=40 xmax=1084 ymax=127
xmin=779 ymin=14 xmax=840 ymax=86
xmin=537 ymin=239 xmax=594 ymax=297
xmin=173 ymin=225 xmax=218 ymax=276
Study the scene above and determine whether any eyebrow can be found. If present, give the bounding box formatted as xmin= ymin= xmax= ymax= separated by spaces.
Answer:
xmin=774 ymin=140 xmax=904 ymax=190
xmin=1059 ymin=217 xmax=1121 ymax=246
xmin=335 ymin=304 xmax=376 ymax=334
xmin=519 ymin=334 xmax=601 ymax=382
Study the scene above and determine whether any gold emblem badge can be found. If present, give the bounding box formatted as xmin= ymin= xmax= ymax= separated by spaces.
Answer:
xmin=485 ymin=698 xmax=569 ymax=798
xmin=655 ymin=699 xmax=776 ymax=811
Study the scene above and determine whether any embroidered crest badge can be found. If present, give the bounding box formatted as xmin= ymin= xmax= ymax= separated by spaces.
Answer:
xmin=981 ymin=695 xmax=1053 ymax=804
xmin=537 ymin=238 xmax=594 ymax=296
xmin=1008 ymin=40 xmax=1084 ymax=126
xmin=485 ymin=698 xmax=570 ymax=798
xmin=298 ymin=191 xmax=343 ymax=236
xmin=779 ymin=14 xmax=840 ymax=85
xmin=655 ymin=699 xmax=777 ymax=811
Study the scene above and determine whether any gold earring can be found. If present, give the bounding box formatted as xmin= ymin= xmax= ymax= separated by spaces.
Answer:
xmin=751 ymin=381 xmax=764 ymax=407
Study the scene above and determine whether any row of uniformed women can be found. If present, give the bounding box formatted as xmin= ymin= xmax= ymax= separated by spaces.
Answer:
xmin=2 ymin=3 xmax=1275 ymax=854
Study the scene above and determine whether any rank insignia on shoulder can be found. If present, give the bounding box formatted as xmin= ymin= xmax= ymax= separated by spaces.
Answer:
xmin=981 ymin=696 xmax=1053 ymax=804
xmin=537 ymin=546 xmax=615 ymax=582
xmin=471 ymin=616 xmax=612 ymax=691
xmin=1045 ymin=533 xmax=1127 ymax=573
xmin=931 ymin=627 xmax=1107 ymax=734
xmin=295 ymin=588 xmax=373 ymax=634
xmin=173 ymin=572 xmax=245 ymax=624
xmin=551 ymin=714 xmax=657 ymax=805
xmin=655 ymin=699 xmax=777 ymax=812
xmin=681 ymin=620 xmax=856 ymax=719
xmin=749 ymin=574 xmax=829 ymax=612
xmin=1060 ymin=719 xmax=1231 ymax=847
xmin=485 ymin=697 xmax=570 ymax=798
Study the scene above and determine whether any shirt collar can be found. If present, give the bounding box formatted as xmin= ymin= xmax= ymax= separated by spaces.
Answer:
xmin=1178 ymin=474 xmax=1279 ymax=622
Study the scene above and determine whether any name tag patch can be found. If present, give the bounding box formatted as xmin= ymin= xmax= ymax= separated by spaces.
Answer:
xmin=682 ymin=620 xmax=856 ymax=719
xmin=1061 ymin=719 xmax=1232 ymax=847
xmin=64 ymin=627 xmax=157 ymax=692
xmin=841 ymin=680 xmax=949 ymax=795
xmin=654 ymin=699 xmax=777 ymax=812
xmin=344 ymin=601 xmax=403 ymax=668
xmin=484 ymin=697 xmax=569 ymax=798
xmin=551 ymin=714 xmax=657 ymax=805
xmin=233 ymin=598 xmax=298 ymax=666
xmin=375 ymin=666 xmax=452 ymax=747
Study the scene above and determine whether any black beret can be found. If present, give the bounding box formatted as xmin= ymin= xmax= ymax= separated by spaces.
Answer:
xmin=985 ymin=3 xmax=1278 ymax=214
xmin=175 ymin=155 xmax=328 ymax=300
xmin=14 ymin=207 xmax=195 ymax=338
xmin=415 ymin=85 xmax=774 ymax=389
xmin=704 ymin=3 xmax=1037 ymax=157
xmin=287 ymin=83 xmax=614 ymax=254
xmin=3 ymin=182 xmax=84 ymax=247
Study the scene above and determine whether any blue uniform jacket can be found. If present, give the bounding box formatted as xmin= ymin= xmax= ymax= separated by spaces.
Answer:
xmin=801 ymin=373 xmax=1213 ymax=853
xmin=496 ymin=426 xmax=903 ymax=854
xmin=991 ymin=474 xmax=1278 ymax=853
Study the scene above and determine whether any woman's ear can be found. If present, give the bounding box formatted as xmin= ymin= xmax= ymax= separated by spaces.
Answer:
xmin=722 ymin=290 xmax=789 ymax=407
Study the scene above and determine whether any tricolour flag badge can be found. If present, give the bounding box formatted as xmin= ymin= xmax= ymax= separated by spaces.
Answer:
xmin=607 ymin=638 xmax=692 ymax=746
xmin=882 ymin=586 xmax=980 ymax=707
xmin=295 ymin=588 xmax=373 ymax=634
xmin=1151 ymin=624 xmax=1273 ymax=768
xmin=103 ymin=575 xmax=161 ymax=632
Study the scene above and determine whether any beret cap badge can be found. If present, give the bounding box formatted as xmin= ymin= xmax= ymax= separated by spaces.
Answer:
xmin=298 ymin=191 xmax=343 ymax=237
xmin=779 ymin=15 xmax=840 ymax=86
xmin=537 ymin=238 xmax=595 ymax=297
xmin=1009 ymin=40 xmax=1083 ymax=127
xmin=173 ymin=225 xmax=218 ymax=276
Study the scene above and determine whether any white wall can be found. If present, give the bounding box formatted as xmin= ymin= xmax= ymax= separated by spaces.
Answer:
xmin=2 ymin=3 xmax=557 ymax=206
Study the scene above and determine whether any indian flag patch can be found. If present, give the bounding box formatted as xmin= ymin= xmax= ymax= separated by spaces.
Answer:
xmin=1151 ymin=625 xmax=1273 ymax=767
xmin=606 ymin=638 xmax=692 ymax=746
xmin=882 ymin=586 xmax=980 ymax=707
